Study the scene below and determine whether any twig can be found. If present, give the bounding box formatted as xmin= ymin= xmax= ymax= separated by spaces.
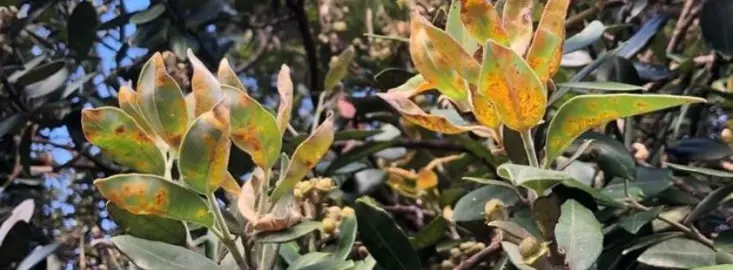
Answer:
xmin=236 ymin=28 xmax=274 ymax=73
xmin=454 ymin=233 xmax=502 ymax=270
xmin=286 ymin=0 xmax=321 ymax=105
xmin=626 ymin=199 xmax=714 ymax=247
xmin=666 ymin=0 xmax=698 ymax=54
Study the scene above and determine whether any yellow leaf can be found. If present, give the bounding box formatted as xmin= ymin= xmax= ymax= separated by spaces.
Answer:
xmin=217 ymin=58 xmax=247 ymax=92
xmin=377 ymin=92 xmax=492 ymax=135
xmin=459 ymin=0 xmax=509 ymax=45
xmin=188 ymin=49 xmax=223 ymax=117
xmin=276 ymin=65 xmax=294 ymax=135
xmin=525 ymin=0 xmax=570 ymax=83
xmin=502 ymin=0 xmax=534 ymax=55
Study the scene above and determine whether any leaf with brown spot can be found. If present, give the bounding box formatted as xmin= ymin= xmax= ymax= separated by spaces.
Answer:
xmin=270 ymin=113 xmax=336 ymax=203
xmin=222 ymin=172 xmax=241 ymax=197
xmin=118 ymin=85 xmax=155 ymax=136
xmin=377 ymin=92 xmax=492 ymax=135
xmin=137 ymin=52 xmax=189 ymax=151
xmin=221 ymin=86 xmax=282 ymax=169
xmin=81 ymin=107 xmax=165 ymax=175
xmin=387 ymin=75 xmax=436 ymax=98
xmin=178 ymin=101 xmax=231 ymax=195
xmin=276 ymin=65 xmax=293 ymax=135
xmin=525 ymin=0 xmax=570 ymax=83
xmin=418 ymin=15 xmax=481 ymax=83
xmin=502 ymin=0 xmax=534 ymax=55
xmin=459 ymin=0 xmax=509 ymax=45
xmin=469 ymin=86 xmax=500 ymax=129
xmin=324 ymin=46 xmax=355 ymax=91
xmin=217 ymin=58 xmax=247 ymax=92
xmin=545 ymin=94 xmax=706 ymax=166
xmin=188 ymin=49 xmax=223 ymax=117
xmin=94 ymin=173 xmax=214 ymax=227
xmin=479 ymin=39 xmax=546 ymax=132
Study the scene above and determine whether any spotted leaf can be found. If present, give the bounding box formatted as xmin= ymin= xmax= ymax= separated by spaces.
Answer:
xmin=377 ymin=92 xmax=492 ymax=135
xmin=188 ymin=49 xmax=223 ymax=117
xmin=117 ymin=85 xmax=154 ymax=136
xmin=81 ymin=107 xmax=165 ymax=175
xmin=502 ymin=0 xmax=534 ymax=55
xmin=217 ymin=58 xmax=247 ymax=92
xmin=526 ymin=0 xmax=570 ymax=83
xmin=479 ymin=39 xmax=546 ymax=132
xmin=94 ymin=173 xmax=214 ymax=227
xmin=387 ymin=75 xmax=436 ymax=98
xmin=324 ymin=46 xmax=355 ymax=91
xmin=276 ymin=65 xmax=293 ymax=135
xmin=469 ymin=86 xmax=500 ymax=129
xmin=178 ymin=102 xmax=231 ymax=195
xmin=222 ymin=85 xmax=282 ymax=169
xmin=446 ymin=0 xmax=479 ymax=53
xmin=459 ymin=0 xmax=509 ymax=45
xmin=222 ymin=173 xmax=241 ymax=197
xmin=419 ymin=15 xmax=481 ymax=83
xmin=545 ymin=94 xmax=706 ymax=166
xmin=270 ymin=113 xmax=335 ymax=203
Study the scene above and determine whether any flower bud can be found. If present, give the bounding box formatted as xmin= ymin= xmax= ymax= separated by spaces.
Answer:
xmin=321 ymin=217 xmax=337 ymax=234
xmin=340 ymin=206 xmax=355 ymax=217
xmin=483 ymin=199 xmax=507 ymax=222
xmin=518 ymin=237 xmax=548 ymax=265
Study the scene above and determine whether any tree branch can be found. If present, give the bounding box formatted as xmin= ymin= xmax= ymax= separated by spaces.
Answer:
xmin=287 ymin=0 xmax=321 ymax=99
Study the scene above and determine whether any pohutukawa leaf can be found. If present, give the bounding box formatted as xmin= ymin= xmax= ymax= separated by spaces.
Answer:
xmin=222 ymin=172 xmax=241 ymax=197
xmin=137 ymin=52 xmax=189 ymax=151
xmin=525 ymin=0 xmax=570 ymax=84
xmin=94 ymin=174 xmax=214 ymax=227
xmin=237 ymin=169 xmax=262 ymax=224
xmin=544 ymin=94 xmax=706 ymax=166
xmin=469 ymin=86 xmax=500 ymax=129
xmin=459 ymin=0 xmax=508 ymax=45
xmin=502 ymin=0 xmax=534 ymax=55
xmin=270 ymin=113 xmax=335 ymax=203
xmin=446 ymin=0 xmax=479 ymax=53
xmin=188 ymin=49 xmax=223 ymax=117
xmin=386 ymin=75 xmax=436 ymax=98
xmin=417 ymin=15 xmax=481 ymax=83
xmin=81 ymin=107 xmax=165 ymax=175
xmin=217 ymin=58 xmax=247 ymax=92
xmin=555 ymin=200 xmax=603 ymax=270
xmin=324 ymin=46 xmax=356 ymax=91
xmin=479 ymin=39 xmax=546 ymax=132
xmin=178 ymin=101 xmax=231 ymax=195
xmin=222 ymin=86 xmax=282 ymax=169
xmin=276 ymin=64 xmax=294 ymax=135
xmin=117 ymin=85 xmax=155 ymax=136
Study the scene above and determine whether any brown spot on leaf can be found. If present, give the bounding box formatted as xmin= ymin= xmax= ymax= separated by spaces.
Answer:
xmin=115 ymin=126 xmax=125 ymax=135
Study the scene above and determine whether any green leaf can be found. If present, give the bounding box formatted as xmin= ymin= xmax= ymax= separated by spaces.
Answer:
xmin=111 ymin=235 xmax=218 ymax=270
xmin=637 ymin=238 xmax=716 ymax=268
xmin=68 ymin=1 xmax=98 ymax=57
xmin=561 ymin=178 xmax=624 ymax=208
xmin=453 ymin=185 xmax=519 ymax=222
xmin=355 ymin=198 xmax=422 ymax=270
xmin=578 ymin=132 xmax=636 ymax=181
xmin=683 ymin=184 xmax=733 ymax=225
xmin=349 ymin=256 xmax=377 ymax=270
xmin=290 ymin=258 xmax=353 ymax=270
xmin=334 ymin=215 xmax=357 ymax=260
xmin=287 ymin=252 xmax=330 ymax=269
xmin=556 ymin=81 xmax=644 ymax=92
xmin=666 ymin=163 xmax=733 ymax=178
xmin=532 ymin=195 xmax=561 ymax=240
xmin=130 ymin=4 xmax=166 ymax=24
xmin=324 ymin=46 xmax=355 ymax=91
xmin=717 ymin=251 xmax=733 ymax=264
xmin=16 ymin=243 xmax=59 ymax=270
xmin=715 ymin=230 xmax=733 ymax=254
xmin=563 ymin=20 xmax=606 ymax=54
xmin=279 ymin=242 xmax=301 ymax=265
xmin=621 ymin=232 xmax=685 ymax=256
xmin=500 ymin=241 xmax=537 ymax=270
xmin=81 ymin=107 xmax=165 ymax=175
xmin=409 ymin=218 xmax=447 ymax=249
xmin=18 ymin=61 xmax=70 ymax=99
xmin=619 ymin=206 xmax=663 ymax=234
xmin=257 ymin=221 xmax=321 ymax=243
xmin=16 ymin=60 xmax=64 ymax=87
xmin=487 ymin=220 xmax=533 ymax=239
xmin=168 ymin=27 xmax=199 ymax=60
xmin=555 ymin=200 xmax=603 ymax=270
xmin=94 ymin=174 xmax=214 ymax=227
xmin=324 ymin=141 xmax=395 ymax=174
xmin=525 ymin=0 xmax=571 ymax=83
xmin=446 ymin=0 xmax=479 ymax=52
xmin=497 ymin=163 xmax=570 ymax=194
xmin=178 ymin=102 xmax=230 ymax=195
xmin=0 ymin=113 xmax=26 ymax=138
xmin=693 ymin=265 xmax=733 ymax=270
xmin=271 ymin=114 xmax=335 ymax=203
xmin=107 ymin=203 xmax=186 ymax=246
xmin=462 ymin=177 xmax=516 ymax=189
xmin=544 ymin=94 xmax=706 ymax=166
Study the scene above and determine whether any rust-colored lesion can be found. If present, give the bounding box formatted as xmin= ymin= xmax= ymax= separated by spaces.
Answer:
xmin=634 ymin=101 xmax=650 ymax=112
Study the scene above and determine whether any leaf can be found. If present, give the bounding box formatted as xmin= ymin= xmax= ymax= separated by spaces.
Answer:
xmin=287 ymin=252 xmax=330 ymax=269
xmin=578 ymin=132 xmax=636 ymax=181
xmin=419 ymin=16 xmax=481 ymax=83
xmin=700 ymin=0 xmax=733 ymax=56
xmin=168 ymin=28 xmax=199 ymax=60
xmin=469 ymin=85 xmax=501 ymax=129
xmin=290 ymin=258 xmax=353 ymax=270
xmin=385 ymin=74 xmax=435 ymax=98
xmin=349 ymin=256 xmax=377 ymax=270
xmin=716 ymin=230 xmax=733 ymax=254
xmin=16 ymin=243 xmax=59 ymax=270
xmin=19 ymin=61 xmax=70 ymax=99
xmin=188 ymin=49 xmax=224 ymax=117
xmin=563 ymin=20 xmax=605 ymax=54
xmin=462 ymin=177 xmax=516 ymax=189
xmin=453 ymin=185 xmax=519 ymax=222
xmin=479 ymin=39 xmax=546 ymax=132
xmin=107 ymin=203 xmax=186 ymax=246
xmin=117 ymin=85 xmax=155 ymax=135
xmin=178 ymin=102 xmax=230 ymax=195
xmin=501 ymin=242 xmax=537 ymax=270
xmin=619 ymin=206 xmax=663 ymax=234
xmin=68 ymin=1 xmax=98 ymax=57
xmin=334 ymin=215 xmax=358 ymax=259
xmin=556 ymin=82 xmax=645 ymax=92
xmin=377 ymin=92 xmax=491 ymax=135
xmin=621 ymin=232 xmax=684 ymax=255
xmin=459 ymin=0 xmax=508 ymax=45
xmin=694 ymin=265 xmax=733 ymax=270
xmin=502 ymin=0 xmax=534 ymax=55
xmin=544 ymin=94 xmax=706 ymax=166
xmin=223 ymin=86 xmax=281 ymax=169
xmin=111 ymin=235 xmax=218 ymax=270
xmin=446 ymin=0 xmax=478 ymax=53
xmin=0 ymin=113 xmax=26 ymax=138
xmin=666 ymin=163 xmax=733 ymax=178
xmin=560 ymin=178 xmax=624 ymax=208
xmin=62 ymin=71 xmax=97 ymax=99
xmin=0 ymin=199 xmax=33 ymax=246
xmin=94 ymin=174 xmax=214 ymax=227
xmin=324 ymin=46 xmax=355 ymax=91
xmin=525 ymin=0 xmax=570 ymax=83
xmin=497 ymin=163 xmax=571 ymax=194
xmin=532 ymin=195 xmax=561 ymax=240
xmin=488 ymin=220 xmax=533 ymax=239
xmin=81 ymin=107 xmax=165 ymax=175
xmin=137 ymin=52 xmax=189 ymax=150
xmin=555 ymin=200 xmax=603 ymax=270
xmin=130 ymin=4 xmax=166 ymax=24
xmin=276 ymin=65 xmax=294 ymax=135
xmin=667 ymin=138 xmax=733 ymax=162
xmin=409 ymin=218 xmax=447 ymax=249
xmin=257 ymin=221 xmax=321 ymax=243
xmin=683 ymin=184 xmax=733 ymax=225
xmin=637 ymin=238 xmax=716 ymax=268
xmin=355 ymin=198 xmax=422 ymax=270
xmin=270 ymin=114 xmax=335 ymax=203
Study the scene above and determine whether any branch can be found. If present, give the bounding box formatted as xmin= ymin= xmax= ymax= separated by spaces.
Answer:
xmin=236 ymin=28 xmax=274 ymax=73
xmin=454 ymin=233 xmax=502 ymax=270
xmin=287 ymin=0 xmax=321 ymax=98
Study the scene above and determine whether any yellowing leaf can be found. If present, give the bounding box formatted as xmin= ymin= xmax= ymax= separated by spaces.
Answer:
xmin=502 ymin=0 xmax=534 ymax=55
xmin=469 ymin=86 xmax=500 ymax=129
xmin=222 ymin=173 xmax=241 ymax=197
xmin=459 ymin=0 xmax=509 ymax=45
xmin=217 ymin=58 xmax=247 ymax=92
xmin=324 ymin=46 xmax=355 ymax=91
xmin=178 ymin=101 xmax=231 ymax=195
xmin=237 ymin=172 xmax=259 ymax=224
xmin=222 ymin=85 xmax=282 ymax=169
xmin=377 ymin=92 xmax=492 ymax=135
xmin=276 ymin=65 xmax=294 ymax=135
xmin=418 ymin=16 xmax=481 ymax=83
xmin=446 ymin=0 xmax=479 ymax=53
xmin=137 ymin=53 xmax=189 ymax=151
xmin=526 ymin=0 xmax=570 ymax=83
xmin=545 ymin=94 xmax=706 ymax=166
xmin=479 ymin=40 xmax=546 ymax=132
xmin=117 ymin=85 xmax=154 ymax=135
xmin=270 ymin=114 xmax=335 ymax=203
xmin=82 ymin=107 xmax=165 ymax=175
xmin=387 ymin=75 xmax=436 ymax=98
xmin=94 ymin=173 xmax=214 ymax=227
xmin=188 ymin=49 xmax=223 ymax=117
xmin=416 ymin=169 xmax=438 ymax=190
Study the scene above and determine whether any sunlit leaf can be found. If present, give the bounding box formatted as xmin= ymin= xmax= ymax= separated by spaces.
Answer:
xmin=418 ymin=16 xmax=480 ymax=83
xmin=446 ymin=0 xmax=479 ymax=53
xmin=188 ymin=49 xmax=223 ymax=117
xmin=544 ymin=94 xmax=706 ymax=166
xmin=270 ymin=114 xmax=335 ymax=203
xmin=178 ymin=102 xmax=231 ymax=195
xmin=637 ymin=238 xmax=715 ymax=268
xmin=502 ymin=0 xmax=534 ymax=55
xmin=222 ymin=86 xmax=281 ymax=169
xmin=555 ymin=200 xmax=602 ymax=270
xmin=137 ymin=53 xmax=189 ymax=151
xmin=377 ymin=92 xmax=492 ymax=135
xmin=276 ymin=64 xmax=294 ymax=135
xmin=459 ymin=0 xmax=508 ymax=45
xmin=525 ymin=0 xmax=570 ymax=83
xmin=386 ymin=75 xmax=436 ymax=98
xmin=469 ymin=86 xmax=500 ymax=129
xmin=117 ymin=85 xmax=155 ymax=136
xmin=94 ymin=174 xmax=214 ymax=227
xmin=222 ymin=172 xmax=241 ymax=197
xmin=107 ymin=203 xmax=186 ymax=246
xmin=81 ymin=107 xmax=165 ymax=175
xmin=256 ymin=221 xmax=321 ymax=243
xmin=324 ymin=46 xmax=355 ymax=91
xmin=479 ymin=39 xmax=546 ymax=132
xmin=217 ymin=58 xmax=246 ymax=91
xmin=497 ymin=163 xmax=570 ymax=194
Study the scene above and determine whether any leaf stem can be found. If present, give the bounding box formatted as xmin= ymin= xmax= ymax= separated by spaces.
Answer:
xmin=520 ymin=129 xmax=539 ymax=168
xmin=311 ymin=91 xmax=328 ymax=134
xmin=208 ymin=194 xmax=248 ymax=270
